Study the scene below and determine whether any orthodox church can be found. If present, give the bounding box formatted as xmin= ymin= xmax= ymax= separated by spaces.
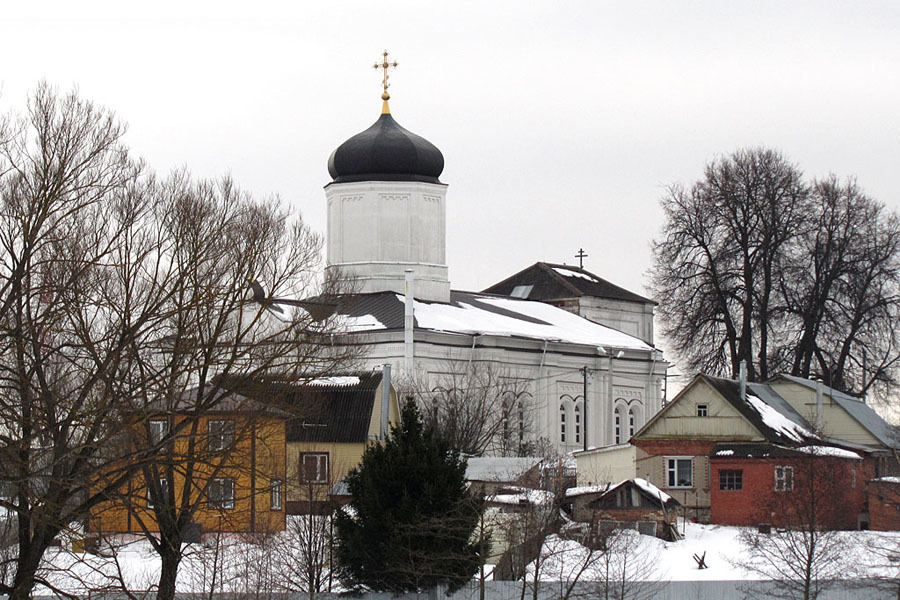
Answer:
xmin=269 ymin=61 xmax=667 ymax=456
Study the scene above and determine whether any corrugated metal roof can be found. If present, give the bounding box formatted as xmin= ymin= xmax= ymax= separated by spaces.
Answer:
xmin=219 ymin=372 xmax=383 ymax=444
xmin=773 ymin=374 xmax=898 ymax=448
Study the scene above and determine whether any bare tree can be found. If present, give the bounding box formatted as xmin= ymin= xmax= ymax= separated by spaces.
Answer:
xmin=401 ymin=361 xmax=534 ymax=456
xmin=734 ymin=450 xmax=857 ymax=600
xmin=0 ymin=83 xmax=172 ymax=600
xmin=651 ymin=148 xmax=900 ymax=397
xmin=104 ymin=172 xmax=362 ymax=600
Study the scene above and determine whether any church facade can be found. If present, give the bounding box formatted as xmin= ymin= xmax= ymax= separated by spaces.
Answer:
xmin=272 ymin=82 xmax=667 ymax=457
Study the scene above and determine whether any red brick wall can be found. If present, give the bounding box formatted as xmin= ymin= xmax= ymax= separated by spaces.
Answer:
xmin=710 ymin=456 xmax=872 ymax=529
xmin=869 ymin=480 xmax=900 ymax=531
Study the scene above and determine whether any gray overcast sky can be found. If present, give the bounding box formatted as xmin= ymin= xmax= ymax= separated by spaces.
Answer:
xmin=3 ymin=1 xmax=899 ymax=302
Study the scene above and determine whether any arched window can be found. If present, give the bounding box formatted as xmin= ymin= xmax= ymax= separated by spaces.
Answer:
xmin=614 ymin=405 xmax=626 ymax=445
xmin=628 ymin=405 xmax=642 ymax=440
xmin=574 ymin=403 xmax=582 ymax=445
xmin=559 ymin=404 xmax=567 ymax=443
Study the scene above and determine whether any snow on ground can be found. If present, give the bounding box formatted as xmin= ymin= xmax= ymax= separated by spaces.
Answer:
xmin=534 ymin=521 xmax=900 ymax=583
xmin=25 ymin=520 xmax=900 ymax=594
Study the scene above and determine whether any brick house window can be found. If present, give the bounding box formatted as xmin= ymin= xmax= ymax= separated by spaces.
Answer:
xmin=719 ymin=469 xmax=743 ymax=490
xmin=208 ymin=419 xmax=235 ymax=452
xmin=208 ymin=478 xmax=235 ymax=509
xmin=775 ymin=466 xmax=794 ymax=491
xmin=301 ymin=453 xmax=329 ymax=485
xmin=666 ymin=457 xmax=693 ymax=488
xmin=697 ymin=404 xmax=708 ymax=417
xmin=851 ymin=469 xmax=857 ymax=488
xmin=270 ymin=479 xmax=283 ymax=511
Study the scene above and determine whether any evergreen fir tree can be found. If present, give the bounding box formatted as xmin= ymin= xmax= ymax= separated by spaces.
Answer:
xmin=334 ymin=400 xmax=483 ymax=593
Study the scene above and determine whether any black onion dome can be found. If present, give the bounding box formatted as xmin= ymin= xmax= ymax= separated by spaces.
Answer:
xmin=327 ymin=112 xmax=444 ymax=184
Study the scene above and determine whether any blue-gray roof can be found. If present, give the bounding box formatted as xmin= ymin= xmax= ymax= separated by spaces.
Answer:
xmin=774 ymin=374 xmax=898 ymax=448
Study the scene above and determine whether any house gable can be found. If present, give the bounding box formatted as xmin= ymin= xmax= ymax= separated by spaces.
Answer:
xmin=767 ymin=378 xmax=884 ymax=448
xmin=635 ymin=377 xmax=764 ymax=442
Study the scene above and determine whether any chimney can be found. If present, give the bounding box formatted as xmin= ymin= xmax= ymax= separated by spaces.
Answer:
xmin=816 ymin=381 xmax=824 ymax=433
xmin=381 ymin=364 xmax=391 ymax=441
xmin=739 ymin=361 xmax=747 ymax=401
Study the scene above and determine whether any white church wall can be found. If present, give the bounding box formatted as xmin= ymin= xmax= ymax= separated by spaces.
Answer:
xmin=576 ymin=296 xmax=655 ymax=346
xmin=325 ymin=180 xmax=450 ymax=302
xmin=348 ymin=330 xmax=664 ymax=457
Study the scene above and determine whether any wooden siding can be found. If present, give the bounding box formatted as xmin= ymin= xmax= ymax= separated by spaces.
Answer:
xmin=640 ymin=379 xmax=762 ymax=441
xmin=91 ymin=415 xmax=286 ymax=534
xmin=768 ymin=380 xmax=881 ymax=447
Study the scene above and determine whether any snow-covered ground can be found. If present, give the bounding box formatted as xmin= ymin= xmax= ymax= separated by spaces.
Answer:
xmin=537 ymin=520 xmax=900 ymax=583
xmin=20 ymin=519 xmax=900 ymax=594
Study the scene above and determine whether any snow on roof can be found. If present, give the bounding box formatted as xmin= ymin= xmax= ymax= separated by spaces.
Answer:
xmin=465 ymin=456 xmax=542 ymax=482
xmin=565 ymin=484 xmax=611 ymax=497
xmin=490 ymin=487 xmax=556 ymax=506
xmin=873 ymin=476 xmax=900 ymax=484
xmin=745 ymin=393 xmax=814 ymax=443
xmin=795 ymin=445 xmax=861 ymax=460
xmin=715 ymin=449 xmax=735 ymax=456
xmin=552 ymin=266 xmax=599 ymax=282
xmin=306 ymin=376 xmax=362 ymax=387
xmin=633 ymin=477 xmax=673 ymax=504
xmin=333 ymin=312 xmax=387 ymax=332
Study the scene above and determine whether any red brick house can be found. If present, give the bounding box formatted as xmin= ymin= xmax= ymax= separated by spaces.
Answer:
xmin=868 ymin=478 xmax=900 ymax=530
xmin=630 ymin=373 xmax=894 ymax=526
xmin=709 ymin=442 xmax=873 ymax=529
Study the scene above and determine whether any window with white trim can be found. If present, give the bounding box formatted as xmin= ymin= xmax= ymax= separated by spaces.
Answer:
xmin=628 ymin=408 xmax=636 ymax=439
xmin=775 ymin=466 xmax=794 ymax=491
xmin=270 ymin=479 xmax=283 ymax=511
xmin=208 ymin=477 xmax=235 ymax=509
xmin=208 ymin=419 xmax=235 ymax=452
xmin=300 ymin=453 xmax=329 ymax=484
xmin=147 ymin=478 xmax=169 ymax=508
xmin=666 ymin=457 xmax=693 ymax=488
xmin=149 ymin=419 xmax=168 ymax=445
xmin=614 ymin=411 xmax=621 ymax=444
xmin=697 ymin=404 xmax=708 ymax=417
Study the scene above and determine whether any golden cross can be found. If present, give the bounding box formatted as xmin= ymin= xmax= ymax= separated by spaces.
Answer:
xmin=373 ymin=51 xmax=399 ymax=101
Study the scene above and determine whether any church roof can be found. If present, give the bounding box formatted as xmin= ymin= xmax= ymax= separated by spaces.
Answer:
xmin=327 ymin=109 xmax=444 ymax=184
xmin=288 ymin=290 xmax=653 ymax=350
xmin=482 ymin=262 xmax=655 ymax=305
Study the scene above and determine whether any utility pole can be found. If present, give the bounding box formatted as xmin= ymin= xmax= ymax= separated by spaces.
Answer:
xmin=583 ymin=366 xmax=589 ymax=452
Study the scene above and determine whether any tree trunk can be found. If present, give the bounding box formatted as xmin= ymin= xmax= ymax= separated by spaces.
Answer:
xmin=157 ymin=546 xmax=183 ymax=600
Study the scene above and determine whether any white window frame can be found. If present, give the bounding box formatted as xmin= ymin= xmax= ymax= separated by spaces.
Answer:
xmin=270 ymin=479 xmax=283 ymax=511
xmin=208 ymin=419 xmax=235 ymax=452
xmin=208 ymin=477 xmax=235 ymax=509
xmin=149 ymin=419 xmax=169 ymax=445
xmin=775 ymin=465 xmax=794 ymax=492
xmin=300 ymin=453 xmax=329 ymax=485
xmin=697 ymin=404 xmax=709 ymax=418
xmin=666 ymin=456 xmax=693 ymax=489
xmin=147 ymin=477 xmax=168 ymax=509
